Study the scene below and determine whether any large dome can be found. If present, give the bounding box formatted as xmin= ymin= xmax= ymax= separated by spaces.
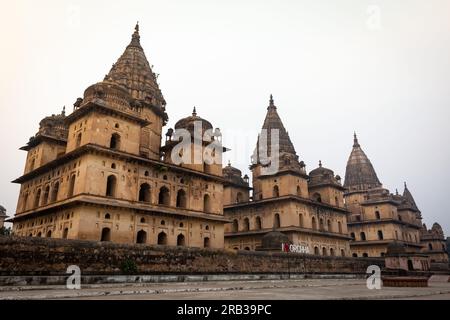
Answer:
xmin=174 ymin=107 xmax=213 ymax=137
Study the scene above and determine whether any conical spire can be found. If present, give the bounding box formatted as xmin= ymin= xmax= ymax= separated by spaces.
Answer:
xmin=344 ymin=133 xmax=382 ymax=191
xmin=104 ymin=23 xmax=166 ymax=107
xmin=403 ymin=182 xmax=419 ymax=211
xmin=255 ymin=95 xmax=297 ymax=159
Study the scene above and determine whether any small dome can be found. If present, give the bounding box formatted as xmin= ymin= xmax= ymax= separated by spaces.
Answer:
xmin=174 ymin=107 xmax=213 ymax=137
xmin=223 ymin=162 xmax=248 ymax=186
xmin=261 ymin=231 xmax=290 ymax=250
xmin=309 ymin=160 xmax=334 ymax=177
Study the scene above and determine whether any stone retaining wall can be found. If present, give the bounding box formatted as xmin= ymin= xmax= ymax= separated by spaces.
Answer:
xmin=0 ymin=236 xmax=384 ymax=276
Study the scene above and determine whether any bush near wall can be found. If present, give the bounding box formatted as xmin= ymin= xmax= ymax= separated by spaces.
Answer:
xmin=0 ymin=236 xmax=384 ymax=276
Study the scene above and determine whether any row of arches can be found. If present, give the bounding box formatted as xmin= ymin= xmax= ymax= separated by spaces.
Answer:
xmin=313 ymin=246 xmax=345 ymax=257
xmin=311 ymin=216 xmax=343 ymax=234
xmin=23 ymin=175 xmax=76 ymax=211
xmin=99 ymin=228 xmax=210 ymax=247
xmin=28 ymin=227 xmax=69 ymax=239
xmin=136 ymin=183 xmax=212 ymax=212
xmin=350 ymin=231 xmax=383 ymax=241
xmin=271 ymin=185 xmax=302 ymax=198
xmin=231 ymin=214 xmax=344 ymax=234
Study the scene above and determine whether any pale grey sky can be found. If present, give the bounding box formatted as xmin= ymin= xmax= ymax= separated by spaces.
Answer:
xmin=1 ymin=0 xmax=449 ymax=234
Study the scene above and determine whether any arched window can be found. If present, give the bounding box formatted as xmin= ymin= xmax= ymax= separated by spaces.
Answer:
xmin=428 ymin=243 xmax=433 ymax=250
xmin=144 ymin=170 xmax=149 ymax=177
xmin=140 ymin=217 xmax=146 ymax=224
xmin=377 ymin=230 xmax=383 ymax=240
xmin=101 ymin=227 xmax=111 ymax=241
xmin=296 ymin=186 xmax=301 ymax=196
xmin=299 ymin=214 xmax=304 ymax=227
xmin=34 ymin=189 xmax=41 ymax=208
xmin=273 ymin=185 xmax=279 ymax=197
xmin=341 ymin=249 xmax=345 ymax=257
xmin=62 ymin=228 xmax=69 ymax=239
xmin=362 ymin=253 xmax=369 ymax=258
xmin=68 ymin=175 xmax=76 ymax=197
xmin=322 ymin=247 xmax=327 ymax=256
xmin=375 ymin=211 xmax=381 ymax=220
xmin=139 ymin=183 xmax=151 ymax=203
xmin=335 ymin=196 xmax=339 ymax=206
xmin=136 ymin=230 xmax=147 ymax=244
xmin=395 ymin=230 xmax=399 ymax=239
xmin=111 ymin=163 xmax=116 ymax=169
xmin=177 ymin=234 xmax=185 ymax=246
xmin=243 ymin=218 xmax=250 ymax=231
xmin=319 ymin=218 xmax=324 ymax=231
xmin=352 ymin=253 xmax=358 ymax=258
xmin=37 ymin=232 xmax=42 ymax=238
xmin=338 ymin=221 xmax=342 ymax=234
xmin=104 ymin=213 xmax=111 ymax=219
xmin=42 ymin=185 xmax=50 ymax=205
xmin=176 ymin=189 xmax=187 ymax=208
xmin=360 ymin=232 xmax=366 ymax=241
xmin=51 ymin=182 xmax=59 ymax=202
xmin=313 ymin=193 xmax=322 ymax=203
xmin=244 ymin=247 xmax=250 ymax=251
xmin=312 ymin=217 xmax=317 ymax=230
xmin=232 ymin=219 xmax=239 ymax=232
xmin=330 ymin=248 xmax=335 ymax=256
xmin=106 ymin=175 xmax=117 ymax=197
xmin=236 ymin=192 xmax=243 ymax=203
xmin=22 ymin=193 xmax=28 ymax=211
xmin=203 ymin=194 xmax=212 ymax=213
xmin=327 ymin=219 xmax=332 ymax=232
xmin=314 ymin=246 xmax=319 ymax=255
xmin=157 ymin=232 xmax=167 ymax=245
xmin=273 ymin=213 xmax=281 ymax=229
xmin=110 ymin=133 xmax=121 ymax=150
xmin=255 ymin=216 xmax=262 ymax=230
xmin=158 ymin=186 xmax=170 ymax=205
xmin=46 ymin=230 xmax=52 ymax=238
xmin=76 ymin=133 xmax=82 ymax=148
xmin=204 ymin=237 xmax=210 ymax=248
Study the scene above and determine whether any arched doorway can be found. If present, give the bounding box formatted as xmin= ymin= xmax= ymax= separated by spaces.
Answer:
xmin=46 ymin=230 xmax=52 ymax=238
xmin=177 ymin=234 xmax=185 ymax=246
xmin=243 ymin=218 xmax=250 ymax=231
xmin=139 ymin=183 xmax=151 ymax=203
xmin=158 ymin=231 xmax=167 ymax=245
xmin=101 ymin=228 xmax=111 ymax=241
xmin=136 ymin=230 xmax=147 ymax=244
xmin=273 ymin=185 xmax=279 ymax=197
xmin=203 ymin=194 xmax=212 ymax=213
xmin=110 ymin=133 xmax=121 ymax=150
xmin=158 ymin=186 xmax=170 ymax=205
xmin=232 ymin=219 xmax=239 ymax=232
xmin=106 ymin=175 xmax=117 ymax=197
xmin=204 ymin=237 xmax=210 ymax=248
xmin=176 ymin=189 xmax=187 ymax=208
xmin=255 ymin=216 xmax=262 ymax=230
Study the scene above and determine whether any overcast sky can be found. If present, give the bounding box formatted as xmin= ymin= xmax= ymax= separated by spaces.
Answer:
xmin=1 ymin=0 xmax=449 ymax=234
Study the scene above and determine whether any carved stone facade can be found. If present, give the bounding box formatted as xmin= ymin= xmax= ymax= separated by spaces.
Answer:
xmin=223 ymin=97 xmax=351 ymax=257
xmin=420 ymin=223 xmax=448 ymax=263
xmin=10 ymin=25 xmax=226 ymax=249
xmin=0 ymin=206 xmax=7 ymax=229
xmin=344 ymin=135 xmax=441 ymax=258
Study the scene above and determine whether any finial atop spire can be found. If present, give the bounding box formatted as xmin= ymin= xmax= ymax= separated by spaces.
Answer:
xmin=404 ymin=181 xmax=407 ymax=189
xmin=129 ymin=22 xmax=141 ymax=47
xmin=319 ymin=160 xmax=322 ymax=167
xmin=396 ymin=188 xmax=399 ymax=195
xmin=61 ymin=106 xmax=66 ymax=116
xmin=228 ymin=160 xmax=231 ymax=167
xmin=192 ymin=106 xmax=197 ymax=116
xmin=353 ymin=131 xmax=360 ymax=147
xmin=269 ymin=94 xmax=275 ymax=106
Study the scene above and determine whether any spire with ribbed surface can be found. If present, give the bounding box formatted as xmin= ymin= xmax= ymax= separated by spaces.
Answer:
xmin=403 ymin=182 xmax=419 ymax=211
xmin=344 ymin=133 xmax=382 ymax=191
xmin=255 ymin=95 xmax=297 ymax=160
xmin=104 ymin=23 xmax=166 ymax=107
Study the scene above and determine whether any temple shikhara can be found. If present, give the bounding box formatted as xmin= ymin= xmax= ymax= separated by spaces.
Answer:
xmin=9 ymin=25 xmax=448 ymax=263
